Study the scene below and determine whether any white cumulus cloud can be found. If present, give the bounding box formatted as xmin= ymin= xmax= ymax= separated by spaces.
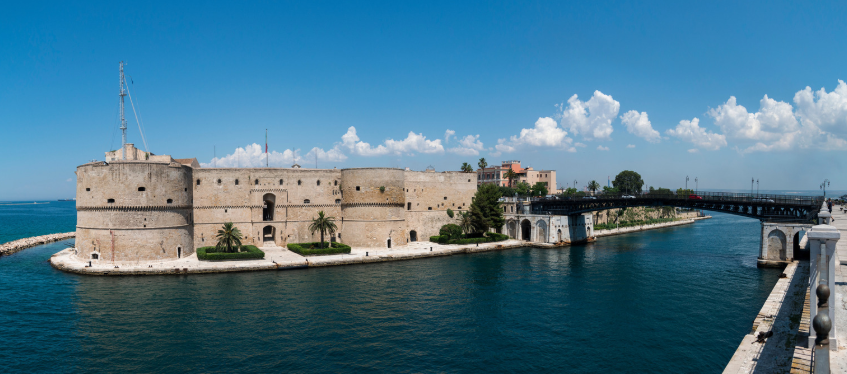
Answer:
xmin=202 ymin=143 xmax=300 ymax=168
xmin=444 ymin=129 xmax=456 ymax=143
xmin=626 ymin=144 xmax=635 ymax=148
xmin=557 ymin=90 xmax=620 ymax=141
xmin=447 ymin=134 xmax=485 ymax=156
xmin=666 ymin=118 xmax=727 ymax=151
xmin=339 ymin=126 xmax=444 ymax=156
xmin=620 ymin=110 xmax=661 ymax=143
xmin=597 ymin=145 xmax=609 ymax=151
xmin=495 ymin=117 xmax=574 ymax=153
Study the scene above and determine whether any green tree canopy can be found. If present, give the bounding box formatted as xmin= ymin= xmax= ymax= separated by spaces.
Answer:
xmin=478 ymin=158 xmax=488 ymax=170
xmin=308 ymin=211 xmax=338 ymax=249
xmin=216 ymin=222 xmax=243 ymax=253
xmin=531 ymin=182 xmax=548 ymax=197
xmin=460 ymin=162 xmax=473 ymax=173
xmin=504 ymin=169 xmax=517 ymax=187
xmin=515 ymin=181 xmax=531 ymax=196
xmin=498 ymin=186 xmax=516 ymax=197
xmin=468 ymin=183 xmax=505 ymax=234
xmin=587 ymin=180 xmax=600 ymax=194
xmin=602 ymin=185 xmax=620 ymax=194
xmin=612 ymin=170 xmax=644 ymax=194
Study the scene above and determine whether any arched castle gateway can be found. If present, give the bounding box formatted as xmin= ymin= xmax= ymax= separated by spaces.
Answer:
xmin=74 ymin=144 xmax=477 ymax=263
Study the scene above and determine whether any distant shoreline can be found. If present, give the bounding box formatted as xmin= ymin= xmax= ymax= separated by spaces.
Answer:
xmin=0 ymin=202 xmax=51 ymax=206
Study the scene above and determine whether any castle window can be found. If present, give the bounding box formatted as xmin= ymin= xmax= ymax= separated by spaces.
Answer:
xmin=235 ymin=179 xmax=239 ymax=185
xmin=468 ymin=179 xmax=471 ymax=182
xmin=197 ymin=179 xmax=201 ymax=185
xmin=217 ymin=179 xmax=221 ymax=184
xmin=443 ymin=197 xmax=447 ymax=200
xmin=86 ymin=188 xmax=90 ymax=191
xmin=255 ymin=179 xmax=259 ymax=185
xmin=304 ymin=199 xmax=310 ymax=204
xmin=138 ymin=187 xmax=146 ymax=192
xmin=428 ymin=207 xmax=432 ymax=210
xmin=407 ymin=202 xmax=411 ymax=210
xmin=107 ymin=199 xmax=115 ymax=203
xmin=279 ymin=179 xmax=283 ymax=185
xmin=317 ymin=180 xmax=321 ymax=186
xmin=167 ymin=199 xmax=173 ymax=204
xmin=184 ymin=188 xmax=187 ymax=192
xmin=225 ymin=209 xmax=227 ymax=213
xmin=334 ymin=180 xmax=337 ymax=186
xmin=335 ymin=199 xmax=341 ymax=204
xmin=91 ymin=253 xmax=99 ymax=260
xmin=298 ymin=180 xmax=302 ymax=186
xmin=356 ymin=186 xmax=360 ymax=191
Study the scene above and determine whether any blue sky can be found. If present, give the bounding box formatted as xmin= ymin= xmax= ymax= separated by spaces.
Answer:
xmin=2 ymin=1 xmax=846 ymax=200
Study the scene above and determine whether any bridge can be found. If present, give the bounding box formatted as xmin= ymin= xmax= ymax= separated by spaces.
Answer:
xmin=499 ymin=192 xmax=826 ymax=268
xmin=528 ymin=192 xmax=824 ymax=223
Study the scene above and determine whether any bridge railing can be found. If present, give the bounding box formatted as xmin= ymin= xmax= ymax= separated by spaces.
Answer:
xmin=539 ymin=192 xmax=824 ymax=207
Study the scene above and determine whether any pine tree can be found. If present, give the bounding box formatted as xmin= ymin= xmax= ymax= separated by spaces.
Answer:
xmin=468 ymin=183 xmax=505 ymax=234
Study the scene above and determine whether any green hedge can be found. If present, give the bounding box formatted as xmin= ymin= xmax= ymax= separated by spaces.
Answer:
xmin=593 ymin=218 xmax=677 ymax=231
xmin=287 ymin=242 xmax=352 ymax=256
xmin=428 ymin=232 xmax=508 ymax=245
xmin=197 ymin=245 xmax=265 ymax=261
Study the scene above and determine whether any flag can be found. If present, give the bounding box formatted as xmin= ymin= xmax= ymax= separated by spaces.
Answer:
xmin=265 ymin=129 xmax=268 ymax=153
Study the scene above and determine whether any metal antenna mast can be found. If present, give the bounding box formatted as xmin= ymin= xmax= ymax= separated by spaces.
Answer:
xmin=119 ymin=61 xmax=128 ymax=160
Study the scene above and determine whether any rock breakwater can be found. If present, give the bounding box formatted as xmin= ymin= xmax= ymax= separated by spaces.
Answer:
xmin=0 ymin=232 xmax=75 ymax=257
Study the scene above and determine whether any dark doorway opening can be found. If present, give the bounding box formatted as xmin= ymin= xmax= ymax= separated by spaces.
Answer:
xmin=263 ymin=193 xmax=275 ymax=221
xmin=410 ymin=230 xmax=417 ymax=242
xmin=263 ymin=226 xmax=275 ymax=244
xmin=521 ymin=219 xmax=532 ymax=241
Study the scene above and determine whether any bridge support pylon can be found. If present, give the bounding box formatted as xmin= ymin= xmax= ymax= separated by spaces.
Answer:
xmin=757 ymin=222 xmax=814 ymax=267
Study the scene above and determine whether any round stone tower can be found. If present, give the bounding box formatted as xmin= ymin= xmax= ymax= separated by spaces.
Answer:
xmin=340 ymin=168 xmax=406 ymax=248
xmin=75 ymin=160 xmax=193 ymax=263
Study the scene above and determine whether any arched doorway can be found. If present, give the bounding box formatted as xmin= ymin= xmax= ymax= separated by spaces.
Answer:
xmin=557 ymin=229 xmax=563 ymax=242
xmin=387 ymin=238 xmax=392 ymax=248
xmin=177 ymin=247 xmax=182 ymax=258
xmin=767 ymin=229 xmax=787 ymax=261
xmin=263 ymin=225 xmax=275 ymax=245
xmin=794 ymin=230 xmax=808 ymax=260
xmin=409 ymin=230 xmax=417 ymax=242
xmin=521 ymin=219 xmax=532 ymax=241
xmin=536 ymin=221 xmax=548 ymax=243
xmin=263 ymin=193 xmax=275 ymax=221
xmin=507 ymin=220 xmax=517 ymax=239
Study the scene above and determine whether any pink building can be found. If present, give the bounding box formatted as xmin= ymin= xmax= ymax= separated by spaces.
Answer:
xmin=476 ymin=160 xmax=556 ymax=192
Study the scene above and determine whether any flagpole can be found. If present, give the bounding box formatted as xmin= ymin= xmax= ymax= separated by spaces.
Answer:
xmin=265 ymin=129 xmax=268 ymax=167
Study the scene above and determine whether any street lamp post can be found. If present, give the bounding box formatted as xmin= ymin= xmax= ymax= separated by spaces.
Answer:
xmin=685 ymin=176 xmax=689 ymax=191
xmin=821 ymin=179 xmax=830 ymax=198
xmin=695 ymin=177 xmax=698 ymax=193
xmin=756 ymin=179 xmax=759 ymax=196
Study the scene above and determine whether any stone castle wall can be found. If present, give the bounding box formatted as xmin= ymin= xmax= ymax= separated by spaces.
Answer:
xmin=75 ymin=162 xmax=478 ymax=263
xmin=75 ymin=161 xmax=194 ymax=263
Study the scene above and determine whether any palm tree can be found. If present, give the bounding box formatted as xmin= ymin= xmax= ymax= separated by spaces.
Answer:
xmin=216 ymin=222 xmax=243 ymax=253
xmin=309 ymin=211 xmax=338 ymax=249
xmin=504 ymin=169 xmax=517 ymax=188
xmin=478 ymin=158 xmax=488 ymax=170
xmin=587 ymin=180 xmax=600 ymax=195
xmin=458 ymin=211 xmax=473 ymax=234
xmin=461 ymin=162 xmax=473 ymax=173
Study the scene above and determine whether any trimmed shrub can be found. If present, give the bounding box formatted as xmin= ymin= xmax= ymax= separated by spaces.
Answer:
xmin=485 ymin=232 xmax=509 ymax=241
xmin=287 ymin=242 xmax=351 ymax=256
xmin=438 ymin=236 xmax=450 ymax=244
xmin=439 ymin=224 xmax=463 ymax=240
xmin=446 ymin=208 xmax=454 ymax=218
xmin=197 ymin=245 xmax=265 ymax=261
xmin=429 ymin=235 xmax=443 ymax=242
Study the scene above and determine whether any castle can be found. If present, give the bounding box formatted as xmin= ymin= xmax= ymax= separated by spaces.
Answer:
xmin=75 ymin=144 xmax=476 ymax=263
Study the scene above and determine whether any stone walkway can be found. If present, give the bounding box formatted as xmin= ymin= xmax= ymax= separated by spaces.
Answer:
xmin=50 ymin=239 xmax=532 ymax=275
xmin=724 ymin=261 xmax=808 ymax=374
